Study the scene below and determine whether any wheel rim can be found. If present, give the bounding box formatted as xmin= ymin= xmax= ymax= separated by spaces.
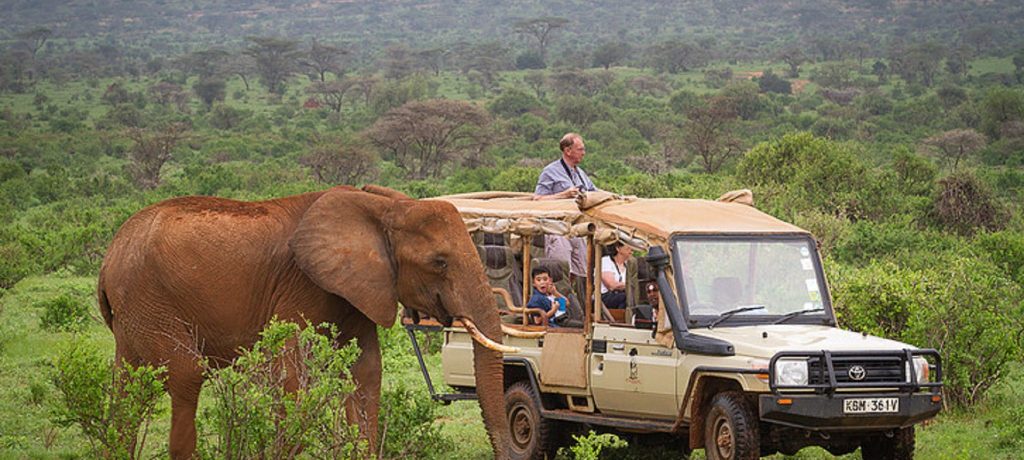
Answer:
xmin=509 ymin=403 xmax=534 ymax=449
xmin=713 ymin=415 xmax=734 ymax=458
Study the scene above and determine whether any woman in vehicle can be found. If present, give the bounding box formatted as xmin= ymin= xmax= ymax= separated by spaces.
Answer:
xmin=600 ymin=242 xmax=630 ymax=309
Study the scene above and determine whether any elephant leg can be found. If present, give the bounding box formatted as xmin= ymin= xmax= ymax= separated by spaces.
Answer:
xmin=342 ymin=316 xmax=382 ymax=455
xmin=167 ymin=365 xmax=203 ymax=460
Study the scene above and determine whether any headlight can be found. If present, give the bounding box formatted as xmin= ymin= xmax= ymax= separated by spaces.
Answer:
xmin=907 ymin=356 xmax=930 ymax=383
xmin=775 ymin=359 xmax=808 ymax=386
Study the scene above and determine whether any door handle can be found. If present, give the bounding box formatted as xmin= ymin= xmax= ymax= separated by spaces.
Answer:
xmin=611 ymin=344 xmax=625 ymax=351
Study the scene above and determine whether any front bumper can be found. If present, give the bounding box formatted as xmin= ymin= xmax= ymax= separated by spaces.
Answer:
xmin=759 ymin=393 xmax=942 ymax=431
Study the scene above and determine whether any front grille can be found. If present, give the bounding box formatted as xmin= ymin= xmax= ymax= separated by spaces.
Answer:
xmin=808 ymin=356 xmax=905 ymax=384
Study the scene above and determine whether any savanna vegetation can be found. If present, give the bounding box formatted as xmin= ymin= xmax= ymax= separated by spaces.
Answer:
xmin=2 ymin=0 xmax=1024 ymax=458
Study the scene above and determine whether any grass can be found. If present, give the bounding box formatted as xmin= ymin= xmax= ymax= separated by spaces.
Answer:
xmin=3 ymin=274 xmax=1024 ymax=458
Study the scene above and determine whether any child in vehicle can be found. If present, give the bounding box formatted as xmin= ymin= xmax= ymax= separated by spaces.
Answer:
xmin=527 ymin=267 xmax=567 ymax=326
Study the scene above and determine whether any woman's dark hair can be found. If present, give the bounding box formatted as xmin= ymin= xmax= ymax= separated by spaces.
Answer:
xmin=604 ymin=241 xmax=624 ymax=257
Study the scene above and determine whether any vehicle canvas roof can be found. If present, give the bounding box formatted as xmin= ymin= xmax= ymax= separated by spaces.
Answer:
xmin=433 ymin=190 xmax=809 ymax=245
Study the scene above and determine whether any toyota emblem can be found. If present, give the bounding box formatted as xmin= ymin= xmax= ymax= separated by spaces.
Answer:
xmin=848 ymin=365 xmax=867 ymax=381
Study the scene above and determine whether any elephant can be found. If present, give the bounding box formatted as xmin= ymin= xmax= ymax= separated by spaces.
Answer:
xmin=97 ymin=185 xmax=513 ymax=459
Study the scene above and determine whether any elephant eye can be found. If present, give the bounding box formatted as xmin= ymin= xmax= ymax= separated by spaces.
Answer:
xmin=433 ymin=257 xmax=448 ymax=270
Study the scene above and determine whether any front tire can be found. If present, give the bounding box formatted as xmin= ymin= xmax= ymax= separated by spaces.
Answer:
xmin=860 ymin=427 xmax=915 ymax=460
xmin=703 ymin=391 xmax=759 ymax=460
xmin=506 ymin=381 xmax=556 ymax=460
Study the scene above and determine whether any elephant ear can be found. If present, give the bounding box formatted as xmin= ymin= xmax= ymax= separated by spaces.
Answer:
xmin=289 ymin=189 xmax=400 ymax=327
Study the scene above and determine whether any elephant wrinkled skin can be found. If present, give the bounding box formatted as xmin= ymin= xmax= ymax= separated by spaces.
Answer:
xmin=98 ymin=185 xmax=511 ymax=459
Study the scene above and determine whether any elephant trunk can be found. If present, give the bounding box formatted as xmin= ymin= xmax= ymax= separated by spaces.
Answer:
xmin=471 ymin=321 xmax=511 ymax=460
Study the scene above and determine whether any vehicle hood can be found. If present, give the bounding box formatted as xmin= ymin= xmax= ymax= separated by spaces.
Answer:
xmin=695 ymin=325 xmax=916 ymax=359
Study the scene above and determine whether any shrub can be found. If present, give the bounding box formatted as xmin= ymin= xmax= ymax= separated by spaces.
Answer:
xmin=490 ymin=166 xmax=540 ymax=193
xmin=974 ymin=230 xmax=1024 ymax=285
xmin=831 ymin=256 xmax=1024 ymax=406
xmin=989 ymin=368 xmax=1024 ymax=449
xmin=377 ymin=382 xmax=453 ymax=459
xmin=737 ymin=132 xmax=875 ymax=219
xmin=37 ymin=294 xmax=91 ymax=332
xmin=556 ymin=431 xmax=628 ymax=460
xmin=931 ymin=172 xmax=1007 ymax=236
xmin=196 ymin=320 xmax=367 ymax=460
xmin=51 ymin=339 xmax=167 ymax=459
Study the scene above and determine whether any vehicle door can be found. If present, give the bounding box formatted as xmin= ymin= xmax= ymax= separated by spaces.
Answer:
xmin=589 ymin=323 xmax=679 ymax=418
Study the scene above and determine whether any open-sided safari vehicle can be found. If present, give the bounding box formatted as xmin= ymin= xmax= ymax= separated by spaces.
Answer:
xmin=403 ymin=190 xmax=943 ymax=460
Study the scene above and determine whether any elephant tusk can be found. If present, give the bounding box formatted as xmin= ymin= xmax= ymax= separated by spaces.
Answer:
xmin=461 ymin=318 xmax=520 ymax=354
xmin=501 ymin=324 xmax=545 ymax=339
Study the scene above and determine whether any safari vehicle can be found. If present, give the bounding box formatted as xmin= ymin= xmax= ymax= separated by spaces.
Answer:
xmin=404 ymin=190 xmax=943 ymax=460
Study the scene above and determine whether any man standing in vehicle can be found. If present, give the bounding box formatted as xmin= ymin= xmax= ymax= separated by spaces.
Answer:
xmin=533 ymin=133 xmax=599 ymax=283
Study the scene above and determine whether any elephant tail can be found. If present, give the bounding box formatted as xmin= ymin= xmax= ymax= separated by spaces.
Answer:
xmin=97 ymin=274 xmax=114 ymax=330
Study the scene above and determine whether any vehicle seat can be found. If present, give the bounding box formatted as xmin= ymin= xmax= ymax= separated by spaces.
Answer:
xmin=532 ymin=257 xmax=584 ymax=328
xmin=483 ymin=232 xmax=508 ymax=246
xmin=530 ymin=234 xmax=546 ymax=261
xmin=481 ymin=245 xmax=523 ymax=308
xmin=711 ymin=276 xmax=743 ymax=307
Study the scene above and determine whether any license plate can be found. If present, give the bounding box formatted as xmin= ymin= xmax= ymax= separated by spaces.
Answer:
xmin=843 ymin=397 xmax=899 ymax=414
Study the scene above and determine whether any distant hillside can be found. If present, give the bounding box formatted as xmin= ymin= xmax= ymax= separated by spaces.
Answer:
xmin=2 ymin=0 xmax=1023 ymax=61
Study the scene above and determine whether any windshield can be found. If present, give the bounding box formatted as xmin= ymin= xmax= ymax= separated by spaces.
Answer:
xmin=672 ymin=235 xmax=831 ymax=327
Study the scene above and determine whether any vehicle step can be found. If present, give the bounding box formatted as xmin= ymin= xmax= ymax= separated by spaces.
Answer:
xmin=541 ymin=409 xmax=680 ymax=433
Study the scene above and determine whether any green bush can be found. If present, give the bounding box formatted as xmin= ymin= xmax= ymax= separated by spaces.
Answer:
xmin=377 ymin=382 xmax=453 ymax=459
xmin=736 ymin=132 xmax=876 ymax=219
xmin=37 ymin=294 xmax=91 ymax=332
xmin=988 ymin=368 xmax=1024 ymax=449
xmin=556 ymin=431 xmax=628 ymax=460
xmin=831 ymin=256 xmax=1024 ymax=406
xmin=974 ymin=230 xmax=1024 ymax=285
xmin=196 ymin=320 xmax=367 ymax=460
xmin=51 ymin=339 xmax=167 ymax=459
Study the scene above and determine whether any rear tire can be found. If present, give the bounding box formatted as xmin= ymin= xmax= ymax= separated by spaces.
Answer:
xmin=703 ymin=391 xmax=759 ymax=460
xmin=506 ymin=381 xmax=557 ymax=460
xmin=860 ymin=427 xmax=915 ymax=460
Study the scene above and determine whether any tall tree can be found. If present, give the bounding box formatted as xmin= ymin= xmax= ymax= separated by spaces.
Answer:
xmin=777 ymin=45 xmax=806 ymax=78
xmin=923 ymin=129 xmax=986 ymax=171
xmin=180 ymin=49 xmax=230 ymax=79
xmin=299 ymin=39 xmax=348 ymax=82
xmin=16 ymin=27 xmax=52 ymax=57
xmin=645 ymin=40 xmax=707 ymax=74
xmin=512 ymin=17 xmax=569 ymax=64
xmin=126 ymin=122 xmax=191 ymax=190
xmin=307 ymin=79 xmax=356 ymax=113
xmin=364 ymin=99 xmax=491 ymax=178
xmin=299 ymin=135 xmax=379 ymax=185
xmin=681 ymin=100 xmax=741 ymax=173
xmin=244 ymin=37 xmax=299 ymax=95
xmin=592 ymin=41 xmax=630 ymax=70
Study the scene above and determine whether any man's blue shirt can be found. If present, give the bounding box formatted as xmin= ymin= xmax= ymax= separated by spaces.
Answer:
xmin=534 ymin=159 xmax=598 ymax=196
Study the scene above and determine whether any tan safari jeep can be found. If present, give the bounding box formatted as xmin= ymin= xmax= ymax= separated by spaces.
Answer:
xmin=404 ymin=191 xmax=942 ymax=460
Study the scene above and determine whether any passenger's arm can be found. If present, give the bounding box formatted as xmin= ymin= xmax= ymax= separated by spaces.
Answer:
xmin=601 ymin=271 xmax=624 ymax=291
xmin=533 ymin=187 xmax=578 ymax=200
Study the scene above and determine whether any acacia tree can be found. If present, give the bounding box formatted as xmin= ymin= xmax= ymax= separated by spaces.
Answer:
xmin=126 ymin=122 xmax=190 ymax=190
xmin=777 ymin=45 xmax=806 ymax=78
xmin=16 ymin=27 xmax=52 ymax=58
xmin=923 ymin=129 xmax=987 ymax=171
xmin=681 ymin=100 xmax=741 ymax=173
xmin=307 ymin=79 xmax=356 ymax=113
xmin=512 ymin=17 xmax=569 ymax=65
xmin=244 ymin=37 xmax=299 ymax=95
xmin=299 ymin=39 xmax=348 ymax=82
xmin=592 ymin=41 xmax=630 ymax=70
xmin=364 ymin=99 xmax=491 ymax=178
xmin=299 ymin=135 xmax=379 ymax=185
